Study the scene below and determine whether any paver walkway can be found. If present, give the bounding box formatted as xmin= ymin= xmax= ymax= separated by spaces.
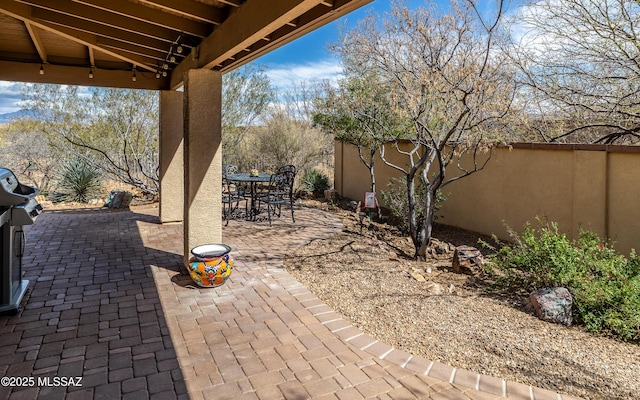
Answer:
xmin=0 ymin=206 xmax=583 ymax=400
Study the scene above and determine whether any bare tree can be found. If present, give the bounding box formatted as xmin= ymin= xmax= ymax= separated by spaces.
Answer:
xmin=0 ymin=119 xmax=60 ymax=193
xmin=508 ymin=0 xmax=640 ymax=144
xmin=21 ymin=84 xmax=160 ymax=195
xmin=335 ymin=0 xmax=516 ymax=258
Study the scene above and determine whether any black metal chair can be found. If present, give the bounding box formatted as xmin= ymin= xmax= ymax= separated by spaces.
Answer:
xmin=276 ymin=164 xmax=296 ymax=174
xmin=256 ymin=170 xmax=296 ymax=226
xmin=222 ymin=163 xmax=238 ymax=176
xmin=222 ymin=177 xmax=247 ymax=225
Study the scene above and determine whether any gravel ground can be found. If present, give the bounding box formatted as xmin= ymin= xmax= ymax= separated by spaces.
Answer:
xmin=283 ymin=201 xmax=640 ymax=400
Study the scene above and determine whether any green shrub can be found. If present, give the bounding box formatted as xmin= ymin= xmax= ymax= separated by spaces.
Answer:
xmin=299 ymin=169 xmax=330 ymax=196
xmin=57 ymin=158 xmax=102 ymax=203
xmin=482 ymin=219 xmax=640 ymax=341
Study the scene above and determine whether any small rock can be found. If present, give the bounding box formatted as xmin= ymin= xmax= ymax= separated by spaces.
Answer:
xmin=425 ymin=282 xmax=443 ymax=295
xmin=431 ymin=238 xmax=450 ymax=255
xmin=411 ymin=273 xmax=426 ymax=282
xmin=425 ymin=267 xmax=432 ymax=274
xmin=452 ymin=245 xmax=484 ymax=276
xmin=324 ymin=188 xmax=338 ymax=200
xmin=530 ymin=287 xmax=573 ymax=326
xmin=447 ymin=284 xmax=456 ymax=294
xmin=389 ymin=251 xmax=400 ymax=262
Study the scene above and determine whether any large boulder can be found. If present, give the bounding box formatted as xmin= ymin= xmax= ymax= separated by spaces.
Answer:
xmin=452 ymin=245 xmax=484 ymax=276
xmin=530 ymin=287 xmax=573 ymax=326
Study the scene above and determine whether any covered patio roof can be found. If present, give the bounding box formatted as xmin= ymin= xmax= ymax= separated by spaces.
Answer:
xmin=0 ymin=0 xmax=371 ymax=90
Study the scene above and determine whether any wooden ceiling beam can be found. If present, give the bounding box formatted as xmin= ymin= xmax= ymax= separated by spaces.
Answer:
xmin=19 ymin=0 xmax=180 ymax=43
xmin=32 ymin=8 xmax=172 ymax=52
xmin=170 ymin=0 xmax=322 ymax=89
xmin=137 ymin=0 xmax=224 ymax=25
xmin=216 ymin=0 xmax=242 ymax=6
xmin=0 ymin=1 xmax=157 ymax=72
xmin=216 ymin=0 xmax=371 ymax=73
xmin=24 ymin=21 xmax=47 ymax=63
xmin=96 ymin=37 xmax=169 ymax=63
xmin=0 ymin=59 xmax=169 ymax=89
xmin=71 ymin=0 xmax=210 ymax=38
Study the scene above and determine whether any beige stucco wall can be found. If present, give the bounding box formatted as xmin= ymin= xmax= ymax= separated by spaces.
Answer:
xmin=335 ymin=141 xmax=640 ymax=255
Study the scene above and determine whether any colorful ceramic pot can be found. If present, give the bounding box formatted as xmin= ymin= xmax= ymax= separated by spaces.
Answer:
xmin=188 ymin=244 xmax=233 ymax=288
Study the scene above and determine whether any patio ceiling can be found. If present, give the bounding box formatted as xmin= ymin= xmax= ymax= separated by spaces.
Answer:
xmin=0 ymin=0 xmax=371 ymax=90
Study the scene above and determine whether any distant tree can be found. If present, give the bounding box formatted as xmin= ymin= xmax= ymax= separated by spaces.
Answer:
xmin=507 ymin=0 xmax=640 ymax=144
xmin=222 ymin=64 xmax=273 ymax=163
xmin=0 ymin=119 xmax=60 ymax=193
xmin=21 ymin=84 xmax=160 ymax=195
xmin=334 ymin=0 xmax=516 ymax=258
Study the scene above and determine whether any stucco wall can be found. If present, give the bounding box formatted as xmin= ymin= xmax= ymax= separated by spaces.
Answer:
xmin=335 ymin=141 xmax=640 ymax=255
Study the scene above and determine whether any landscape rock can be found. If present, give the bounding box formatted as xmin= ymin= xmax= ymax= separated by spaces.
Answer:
xmin=530 ymin=287 xmax=573 ymax=326
xmin=425 ymin=282 xmax=443 ymax=295
xmin=324 ymin=188 xmax=338 ymax=201
xmin=105 ymin=190 xmax=132 ymax=208
xmin=430 ymin=238 xmax=452 ymax=255
xmin=452 ymin=245 xmax=484 ymax=276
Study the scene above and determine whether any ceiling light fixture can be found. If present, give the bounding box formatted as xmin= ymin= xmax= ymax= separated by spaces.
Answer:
xmin=39 ymin=64 xmax=44 ymax=75
xmin=132 ymin=67 xmax=137 ymax=82
xmin=156 ymin=71 xmax=161 ymax=79
xmin=89 ymin=66 xmax=94 ymax=79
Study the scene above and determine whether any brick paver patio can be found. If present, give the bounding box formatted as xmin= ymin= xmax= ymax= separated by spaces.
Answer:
xmin=0 ymin=206 xmax=583 ymax=400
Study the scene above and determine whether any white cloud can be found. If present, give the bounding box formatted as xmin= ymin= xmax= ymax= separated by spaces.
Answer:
xmin=265 ymin=59 xmax=343 ymax=91
xmin=0 ymin=81 xmax=24 ymax=114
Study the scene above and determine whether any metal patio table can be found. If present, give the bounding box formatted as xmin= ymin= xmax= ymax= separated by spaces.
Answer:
xmin=225 ymin=173 xmax=272 ymax=221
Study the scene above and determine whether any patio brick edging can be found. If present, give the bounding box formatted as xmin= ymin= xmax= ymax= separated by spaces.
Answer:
xmin=268 ymin=264 xmax=584 ymax=400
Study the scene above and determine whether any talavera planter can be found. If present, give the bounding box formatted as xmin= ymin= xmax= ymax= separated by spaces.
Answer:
xmin=188 ymin=244 xmax=233 ymax=287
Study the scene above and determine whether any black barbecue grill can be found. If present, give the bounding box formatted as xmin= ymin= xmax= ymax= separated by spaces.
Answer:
xmin=0 ymin=168 xmax=42 ymax=314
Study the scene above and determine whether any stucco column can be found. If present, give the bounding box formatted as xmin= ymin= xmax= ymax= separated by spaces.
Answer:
xmin=159 ymin=90 xmax=184 ymax=223
xmin=183 ymin=69 xmax=223 ymax=266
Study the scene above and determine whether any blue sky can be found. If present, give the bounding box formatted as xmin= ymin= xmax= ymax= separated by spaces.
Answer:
xmin=257 ymin=0 xmax=403 ymax=91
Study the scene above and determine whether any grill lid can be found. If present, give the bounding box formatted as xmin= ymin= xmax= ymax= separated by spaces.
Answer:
xmin=0 ymin=168 xmax=39 ymax=206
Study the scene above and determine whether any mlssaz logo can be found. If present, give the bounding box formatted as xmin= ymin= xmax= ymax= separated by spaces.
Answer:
xmin=37 ymin=376 xmax=83 ymax=387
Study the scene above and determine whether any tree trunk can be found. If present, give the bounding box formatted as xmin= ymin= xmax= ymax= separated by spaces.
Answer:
xmin=406 ymin=169 xmax=421 ymax=258
xmin=417 ymin=188 xmax=436 ymax=258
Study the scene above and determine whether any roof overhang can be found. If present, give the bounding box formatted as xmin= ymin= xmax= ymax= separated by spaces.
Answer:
xmin=0 ymin=0 xmax=372 ymax=90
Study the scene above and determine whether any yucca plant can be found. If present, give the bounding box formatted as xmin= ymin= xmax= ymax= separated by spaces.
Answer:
xmin=57 ymin=158 xmax=102 ymax=203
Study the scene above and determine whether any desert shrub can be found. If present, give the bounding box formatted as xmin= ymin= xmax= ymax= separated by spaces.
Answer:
xmin=381 ymin=177 xmax=446 ymax=234
xmin=299 ymin=169 xmax=330 ymax=196
xmin=482 ymin=220 xmax=640 ymax=341
xmin=56 ymin=158 xmax=102 ymax=202
xmin=225 ymin=112 xmax=333 ymax=174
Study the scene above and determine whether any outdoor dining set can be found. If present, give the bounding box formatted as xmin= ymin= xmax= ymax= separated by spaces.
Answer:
xmin=221 ymin=164 xmax=296 ymax=226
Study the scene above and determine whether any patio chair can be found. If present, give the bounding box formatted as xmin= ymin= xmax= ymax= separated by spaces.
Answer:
xmin=222 ymin=176 xmax=247 ymax=225
xmin=276 ymin=164 xmax=296 ymax=174
xmin=222 ymin=163 xmax=249 ymax=199
xmin=256 ymin=169 xmax=296 ymax=226
xmin=222 ymin=163 xmax=238 ymax=176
